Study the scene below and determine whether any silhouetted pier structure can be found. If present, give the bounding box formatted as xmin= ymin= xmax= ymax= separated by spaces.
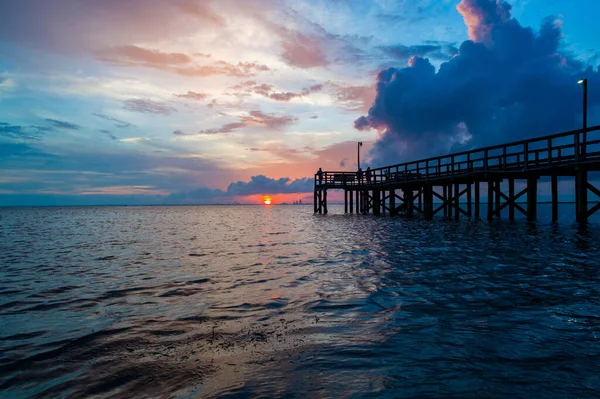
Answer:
xmin=314 ymin=126 xmax=600 ymax=222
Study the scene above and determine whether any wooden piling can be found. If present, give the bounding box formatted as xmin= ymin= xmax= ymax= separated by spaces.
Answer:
xmin=508 ymin=178 xmax=515 ymax=221
xmin=454 ymin=183 xmax=460 ymax=221
xmin=474 ymin=181 xmax=480 ymax=219
xmin=390 ymin=189 xmax=396 ymax=215
xmin=373 ymin=190 xmax=381 ymax=215
xmin=344 ymin=190 xmax=348 ymax=214
xmin=487 ymin=181 xmax=494 ymax=221
xmin=576 ymin=170 xmax=588 ymax=222
xmin=551 ymin=175 xmax=558 ymax=222
xmin=527 ymin=177 xmax=537 ymax=221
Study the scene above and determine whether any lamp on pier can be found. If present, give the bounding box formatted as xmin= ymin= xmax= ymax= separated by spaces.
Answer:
xmin=578 ymin=78 xmax=588 ymax=157
xmin=357 ymin=141 xmax=363 ymax=169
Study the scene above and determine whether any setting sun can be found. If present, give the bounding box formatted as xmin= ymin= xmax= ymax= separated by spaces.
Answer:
xmin=263 ymin=196 xmax=272 ymax=205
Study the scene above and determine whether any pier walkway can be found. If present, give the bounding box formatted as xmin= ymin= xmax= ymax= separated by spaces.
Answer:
xmin=314 ymin=125 xmax=600 ymax=222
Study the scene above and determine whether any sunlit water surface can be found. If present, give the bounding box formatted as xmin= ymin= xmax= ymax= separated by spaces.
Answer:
xmin=1 ymin=205 xmax=600 ymax=398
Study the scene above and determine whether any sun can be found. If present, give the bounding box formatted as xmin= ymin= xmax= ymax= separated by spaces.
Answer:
xmin=263 ymin=196 xmax=272 ymax=205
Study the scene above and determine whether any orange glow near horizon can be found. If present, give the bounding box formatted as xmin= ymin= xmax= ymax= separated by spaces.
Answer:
xmin=263 ymin=196 xmax=272 ymax=205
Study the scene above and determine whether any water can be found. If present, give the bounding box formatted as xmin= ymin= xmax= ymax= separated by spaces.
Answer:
xmin=1 ymin=205 xmax=600 ymax=398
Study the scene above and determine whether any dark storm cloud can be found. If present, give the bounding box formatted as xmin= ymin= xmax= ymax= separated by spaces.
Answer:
xmin=226 ymin=175 xmax=313 ymax=196
xmin=355 ymin=0 xmax=600 ymax=166
xmin=165 ymin=175 xmax=314 ymax=202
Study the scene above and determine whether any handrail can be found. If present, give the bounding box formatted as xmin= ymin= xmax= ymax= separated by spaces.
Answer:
xmin=315 ymin=125 xmax=600 ymax=188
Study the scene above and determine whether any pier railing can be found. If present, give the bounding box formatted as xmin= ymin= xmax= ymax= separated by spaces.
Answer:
xmin=315 ymin=125 xmax=600 ymax=188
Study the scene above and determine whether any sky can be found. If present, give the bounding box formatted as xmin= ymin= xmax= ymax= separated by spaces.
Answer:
xmin=1 ymin=0 xmax=599 ymax=206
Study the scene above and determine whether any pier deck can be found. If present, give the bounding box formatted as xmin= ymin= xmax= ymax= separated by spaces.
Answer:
xmin=314 ymin=125 xmax=600 ymax=222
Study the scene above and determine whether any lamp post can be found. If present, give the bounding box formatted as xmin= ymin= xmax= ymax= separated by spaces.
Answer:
xmin=357 ymin=141 xmax=363 ymax=169
xmin=578 ymin=78 xmax=588 ymax=157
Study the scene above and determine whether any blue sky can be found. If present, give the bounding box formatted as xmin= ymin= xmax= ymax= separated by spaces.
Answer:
xmin=0 ymin=0 xmax=598 ymax=205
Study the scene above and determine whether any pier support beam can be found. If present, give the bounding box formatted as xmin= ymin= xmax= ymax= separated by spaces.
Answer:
xmin=487 ymin=181 xmax=494 ymax=221
xmin=344 ymin=190 xmax=348 ymax=214
xmin=314 ymin=191 xmax=318 ymax=213
xmin=390 ymin=189 xmax=396 ymax=215
xmin=467 ymin=183 xmax=472 ymax=218
xmin=551 ymin=176 xmax=558 ymax=222
xmin=454 ymin=183 xmax=460 ymax=221
xmin=323 ymin=190 xmax=328 ymax=215
xmin=423 ymin=185 xmax=433 ymax=220
xmin=474 ymin=181 xmax=480 ymax=219
xmin=508 ymin=178 xmax=515 ymax=221
xmin=447 ymin=183 xmax=454 ymax=219
xmin=576 ymin=170 xmax=588 ymax=223
xmin=373 ymin=190 xmax=381 ymax=215
xmin=527 ymin=177 xmax=537 ymax=221
xmin=355 ymin=190 xmax=359 ymax=214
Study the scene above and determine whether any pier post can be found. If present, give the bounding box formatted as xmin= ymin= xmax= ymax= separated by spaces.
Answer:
xmin=508 ymin=178 xmax=515 ymax=221
xmin=323 ymin=190 xmax=328 ymax=215
xmin=443 ymin=185 xmax=448 ymax=217
xmin=551 ymin=175 xmax=558 ymax=222
xmin=448 ymin=183 xmax=453 ymax=219
xmin=373 ymin=190 xmax=381 ymax=215
xmin=418 ymin=190 xmax=422 ymax=211
xmin=344 ymin=190 xmax=348 ymax=214
xmin=355 ymin=190 xmax=359 ymax=214
xmin=349 ymin=190 xmax=354 ymax=214
xmin=474 ymin=181 xmax=480 ymax=219
xmin=495 ymin=180 xmax=501 ymax=219
xmin=314 ymin=191 xmax=318 ymax=213
xmin=527 ymin=177 xmax=537 ymax=221
xmin=390 ymin=189 xmax=396 ymax=215
xmin=576 ymin=170 xmax=588 ymax=223
xmin=487 ymin=181 xmax=494 ymax=221
xmin=467 ymin=183 xmax=472 ymax=218
xmin=454 ymin=182 xmax=460 ymax=220
xmin=318 ymin=190 xmax=322 ymax=214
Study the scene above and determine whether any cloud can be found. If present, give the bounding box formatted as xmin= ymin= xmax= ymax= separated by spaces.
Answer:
xmin=198 ymin=110 xmax=297 ymax=134
xmin=173 ymin=130 xmax=187 ymax=136
xmin=0 ymin=123 xmax=46 ymax=140
xmin=94 ymin=44 xmax=270 ymax=78
xmin=166 ymin=175 xmax=315 ymax=203
xmin=380 ymin=43 xmax=458 ymax=61
xmin=263 ymin=13 xmax=370 ymax=69
xmin=174 ymin=91 xmax=209 ymax=101
xmin=123 ymin=99 xmax=177 ymax=115
xmin=95 ymin=45 xmax=192 ymax=68
xmin=98 ymin=129 xmax=118 ymax=141
xmin=355 ymin=0 xmax=600 ymax=165
xmin=232 ymin=81 xmax=323 ymax=102
xmin=0 ymin=0 xmax=225 ymax=52
xmin=328 ymin=82 xmax=376 ymax=112
xmin=93 ymin=113 xmax=133 ymax=128
xmin=45 ymin=118 xmax=80 ymax=130
xmin=120 ymin=137 xmax=150 ymax=143
xmin=175 ymin=61 xmax=270 ymax=78
xmin=199 ymin=122 xmax=247 ymax=135
xmin=226 ymin=175 xmax=314 ymax=196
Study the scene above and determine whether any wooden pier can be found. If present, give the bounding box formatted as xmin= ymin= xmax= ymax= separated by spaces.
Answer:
xmin=314 ymin=126 xmax=600 ymax=222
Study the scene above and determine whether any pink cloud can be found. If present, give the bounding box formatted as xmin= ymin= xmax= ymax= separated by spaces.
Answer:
xmin=328 ymin=82 xmax=376 ymax=112
xmin=174 ymin=91 xmax=209 ymax=101
xmin=457 ymin=0 xmax=512 ymax=45
xmin=95 ymin=45 xmax=192 ymax=67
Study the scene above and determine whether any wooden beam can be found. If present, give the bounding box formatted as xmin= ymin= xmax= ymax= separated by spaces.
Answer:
xmin=551 ymin=175 xmax=558 ymax=222
xmin=474 ymin=181 xmax=480 ymax=219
